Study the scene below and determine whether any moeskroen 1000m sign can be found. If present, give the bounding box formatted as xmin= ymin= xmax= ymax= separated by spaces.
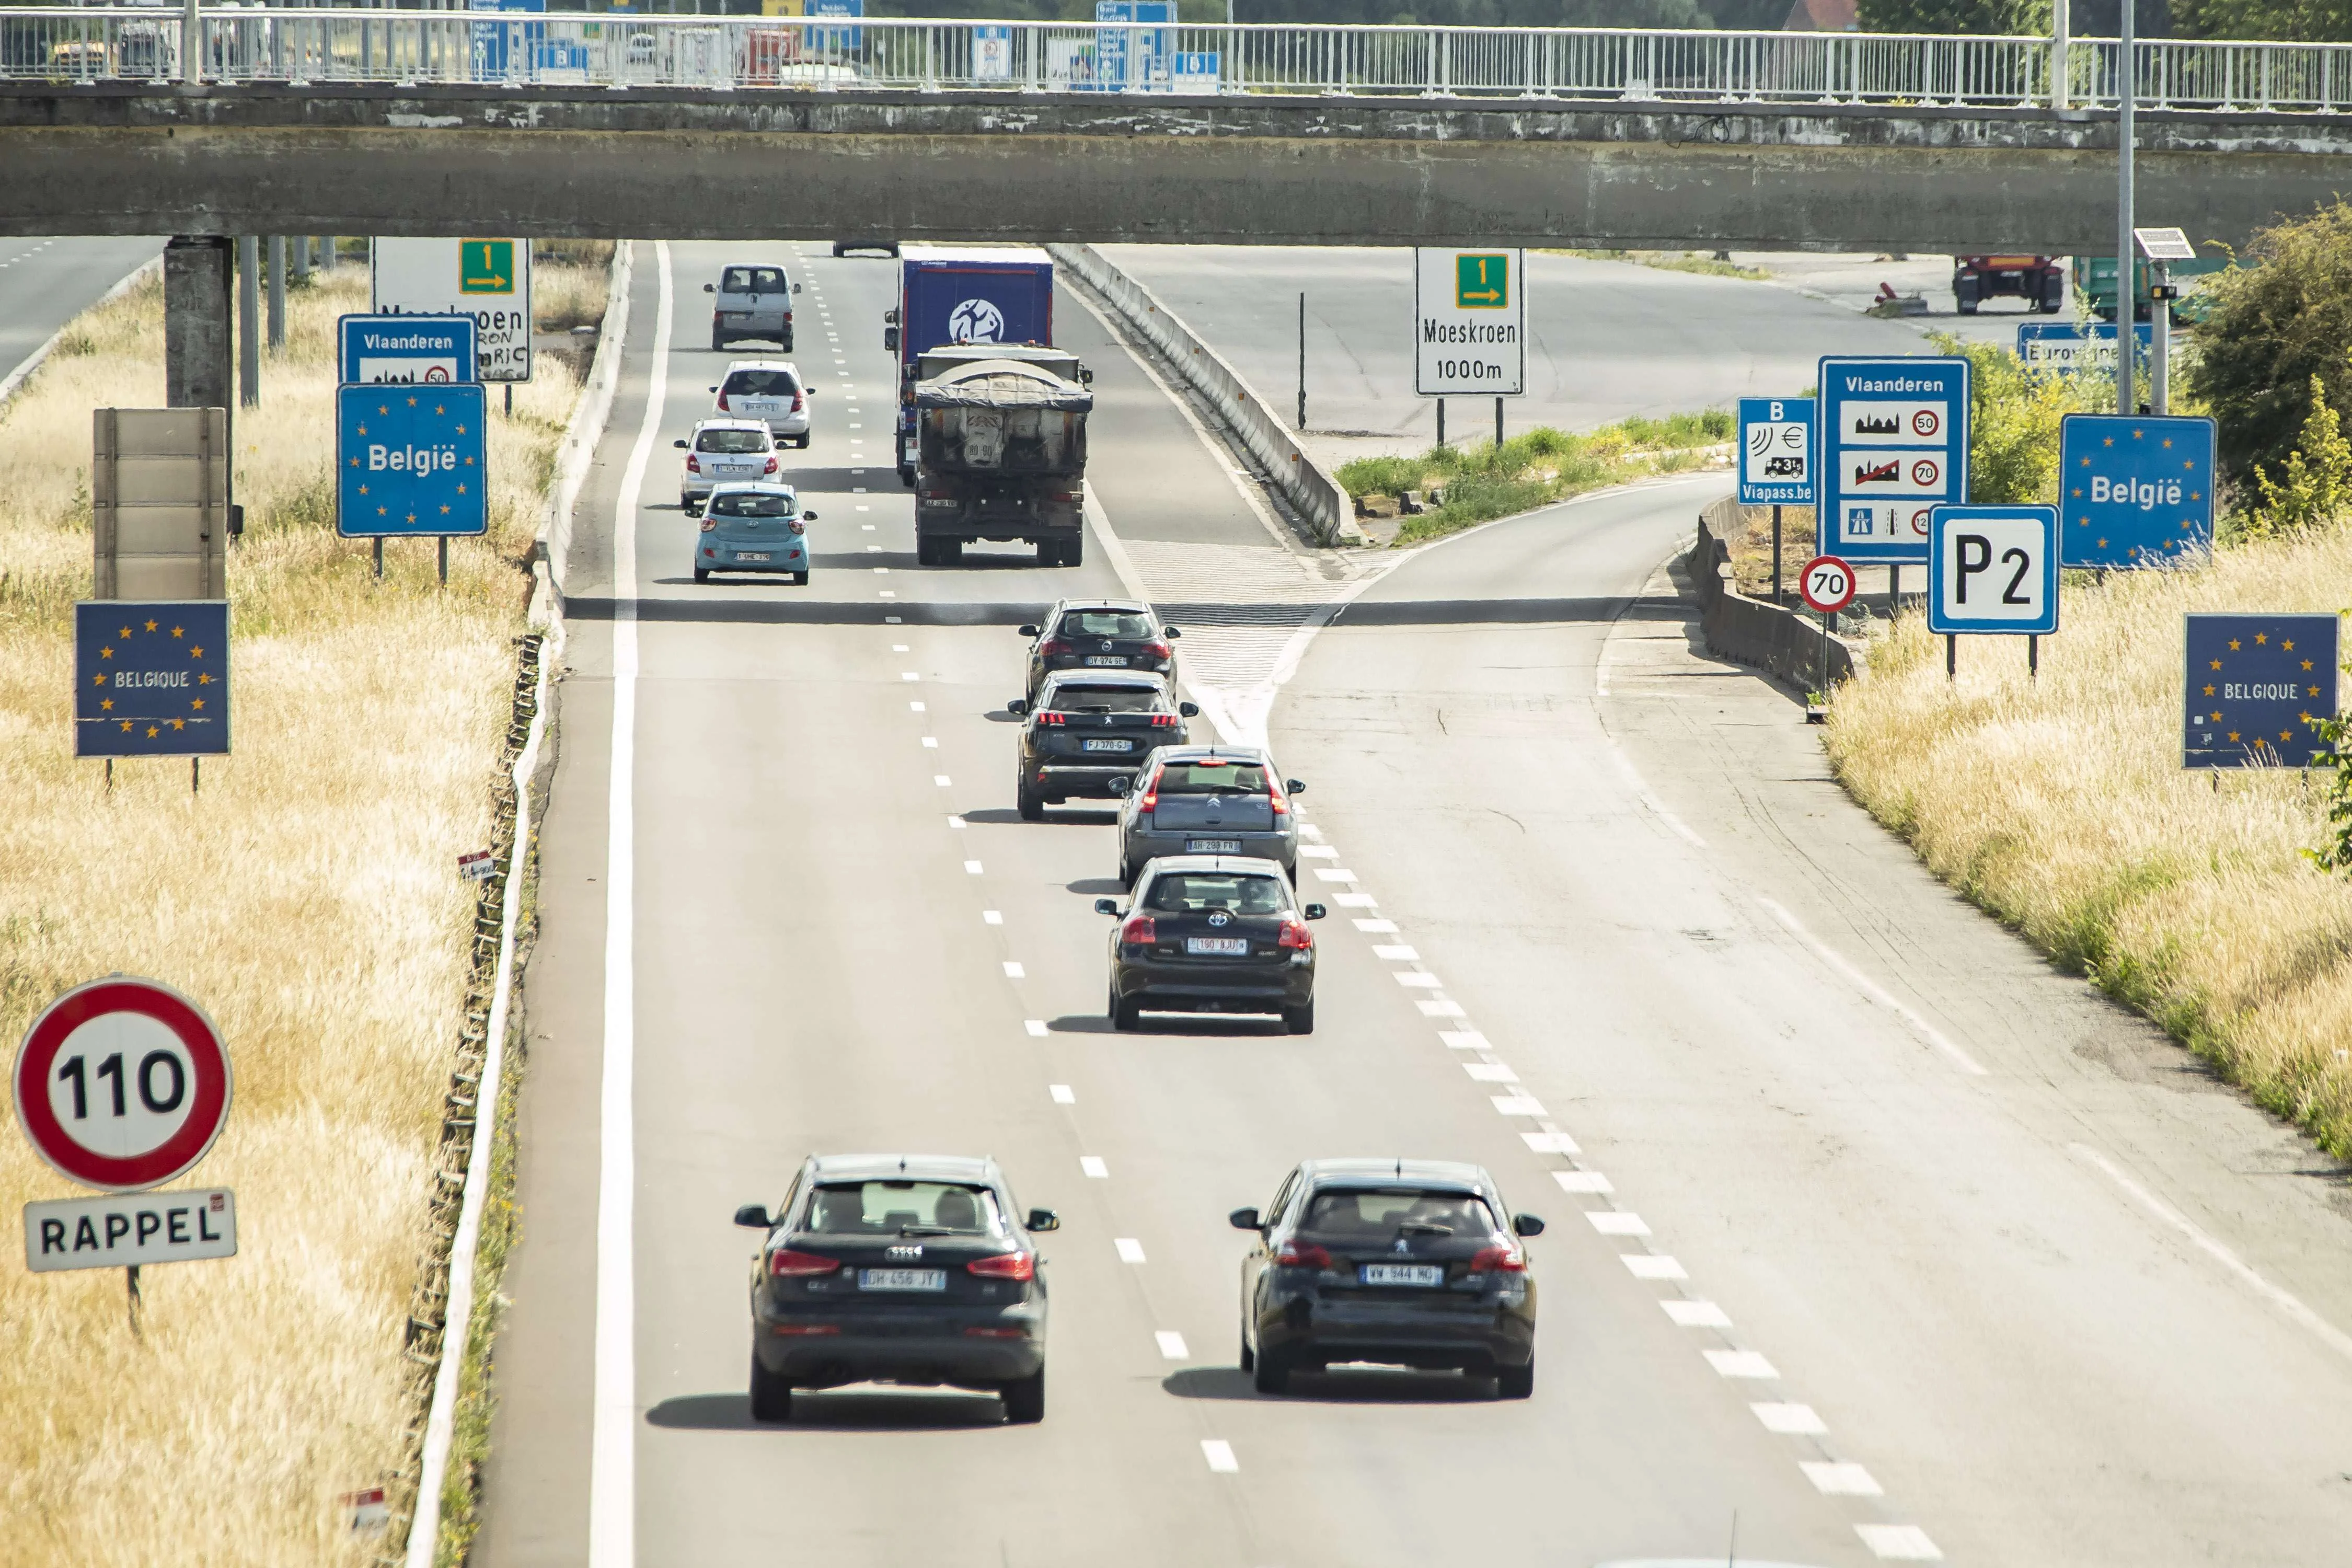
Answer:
xmin=1415 ymin=248 xmax=1525 ymax=397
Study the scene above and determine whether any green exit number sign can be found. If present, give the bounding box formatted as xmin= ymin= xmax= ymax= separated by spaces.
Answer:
xmin=461 ymin=240 xmax=516 ymax=294
xmin=1456 ymin=254 xmax=1508 ymax=309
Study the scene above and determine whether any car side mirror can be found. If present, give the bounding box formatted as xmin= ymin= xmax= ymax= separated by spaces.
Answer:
xmin=1512 ymin=1214 xmax=1546 ymax=1238
xmin=1106 ymin=775 xmax=1132 ymax=796
xmin=1163 ymin=626 xmax=1182 ymax=639
xmin=1303 ymin=904 xmax=1326 ymax=920
xmin=1018 ymin=624 xmax=1040 ymax=637
xmin=707 ymin=386 xmax=719 ymax=393
xmin=1228 ymin=1207 xmax=1262 ymax=1231
xmin=1008 ymin=698 xmax=1028 ymax=716
xmin=883 ymin=327 xmax=900 ymax=352
xmin=793 ymin=282 xmax=803 ymax=294
xmin=884 ymin=307 xmax=900 ymax=325
xmin=1079 ymin=366 xmax=1095 ymax=385
xmin=702 ymin=283 xmax=716 ymax=293
xmin=1285 ymin=779 xmax=1306 ymax=795
xmin=733 ymin=1203 xmax=770 ymax=1230
xmin=1027 ymin=1207 xmax=1060 ymax=1232
xmin=1178 ymin=701 xmax=1200 ymax=718
xmin=802 ymin=510 xmax=818 ymax=521
xmin=1093 ymin=897 xmax=1121 ymax=916
xmin=672 ymin=439 xmax=687 ymax=449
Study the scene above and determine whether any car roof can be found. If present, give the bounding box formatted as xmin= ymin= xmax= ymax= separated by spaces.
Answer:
xmin=691 ymin=417 xmax=772 ymax=434
xmin=1139 ymin=855 xmax=1290 ymax=877
xmin=1301 ymin=1158 xmax=1493 ymax=1193
xmin=722 ymin=359 xmax=801 ymax=375
xmin=718 ymin=261 xmax=793 ymax=272
xmin=1147 ymin=745 xmax=1273 ymax=764
xmin=705 ymin=481 xmax=797 ymax=498
xmin=807 ymin=1154 xmax=1000 ymax=1184
xmin=1040 ymin=669 xmax=1167 ymax=690
xmin=1051 ymin=597 xmax=1154 ymax=615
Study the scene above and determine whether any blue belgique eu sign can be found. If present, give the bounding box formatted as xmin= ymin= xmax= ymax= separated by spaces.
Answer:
xmin=2183 ymin=613 xmax=2339 ymax=769
xmin=74 ymin=601 xmax=229 ymax=758
xmin=338 ymin=313 xmax=479 ymax=386
xmin=1816 ymin=356 xmax=1970 ymax=565
xmin=2058 ymin=413 xmax=2216 ymax=568
xmin=1737 ymin=396 xmax=1815 ymax=506
xmin=336 ymin=383 xmax=489 ymax=539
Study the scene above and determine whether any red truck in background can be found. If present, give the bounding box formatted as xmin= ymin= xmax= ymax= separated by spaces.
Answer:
xmin=1953 ymin=255 xmax=2065 ymax=314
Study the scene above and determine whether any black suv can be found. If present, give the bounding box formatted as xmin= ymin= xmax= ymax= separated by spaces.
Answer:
xmin=1020 ymin=598 xmax=1180 ymax=702
xmin=1010 ymin=671 xmax=1197 ymax=818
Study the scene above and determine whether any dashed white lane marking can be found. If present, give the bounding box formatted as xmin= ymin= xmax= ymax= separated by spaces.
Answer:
xmin=1416 ymin=998 xmax=1464 ymax=1018
xmin=1552 ymin=1171 xmax=1613 ymax=1194
xmin=1079 ymin=1156 xmax=1110 ymax=1179
xmin=1802 ymin=1461 xmax=1883 ymax=1496
xmin=1394 ymin=972 xmax=1443 ymax=989
xmin=1352 ymin=918 xmax=1398 ymax=934
xmin=1586 ymin=1211 xmax=1650 ymax=1236
xmin=1373 ymin=944 xmax=1419 ymax=961
xmin=1312 ymin=868 xmax=1357 ymax=883
xmin=1299 ymin=845 xmax=1340 ymax=859
xmin=1296 ymin=823 xmax=1323 ymax=839
xmin=901 ymin=671 xmax=919 ymax=681
xmin=933 ymin=775 xmax=952 ymax=787
xmin=1200 ymin=1439 xmax=1239 ymax=1473
xmin=1490 ymin=1094 xmax=1545 ymax=1115
xmin=1002 ymin=961 xmax=1024 ymax=978
xmin=947 ymin=815 xmax=965 ymax=828
xmin=1050 ymin=1084 xmax=1075 ymax=1104
xmin=1520 ymin=1131 xmax=1579 ymax=1154
xmin=964 ymin=860 xmax=984 ymax=875
xmin=873 ymin=567 xmax=890 ymax=575
xmin=922 ymin=736 xmax=939 ymax=748
xmin=1024 ymin=1019 xmax=1047 ymax=1037
xmin=2072 ymin=1142 xmax=2352 ymax=1363
xmin=1156 ymin=1330 xmax=1190 ymax=1360
xmin=981 ymin=911 xmax=1002 ymax=927
xmin=892 ymin=643 xmax=908 ymax=651
xmin=1620 ymin=1253 xmax=1687 ymax=1280
xmin=1751 ymin=1401 xmax=1828 ymax=1435
xmin=880 ymin=591 xmax=895 ymax=599
xmin=1462 ymin=1062 xmax=1518 ymax=1083
xmin=1439 ymin=1031 xmax=1485 ymax=1051
xmin=1335 ymin=892 xmax=1379 ymax=908
xmin=1115 ymin=1237 xmax=1146 ymax=1263
xmin=1855 ymin=1524 xmax=1944 ymax=1560
xmin=1705 ymin=1349 xmax=1780 ymax=1378
xmin=1664 ymin=1299 xmax=1732 ymax=1327
xmin=1757 ymin=896 xmax=1987 ymax=1077
xmin=908 ymin=700 xmax=925 ymax=711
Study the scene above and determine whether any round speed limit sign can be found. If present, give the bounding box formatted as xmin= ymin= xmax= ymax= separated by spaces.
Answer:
xmin=12 ymin=976 xmax=232 ymax=1192
xmin=1800 ymin=555 xmax=1858 ymax=615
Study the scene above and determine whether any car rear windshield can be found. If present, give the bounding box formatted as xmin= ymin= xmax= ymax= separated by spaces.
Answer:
xmin=722 ymin=267 xmax=788 ymax=293
xmin=1044 ymin=685 xmax=1162 ymax=713
xmin=709 ymin=492 xmax=795 ymax=518
xmin=1301 ymin=1189 xmax=1497 ymax=1239
xmin=1143 ymin=872 xmax=1287 ymax=915
xmin=802 ymin=1180 xmax=1004 ymax=1237
xmin=724 ymin=370 xmax=799 ymax=396
xmin=1057 ymin=610 xmax=1155 ymax=640
xmin=697 ymin=429 xmax=771 ymax=454
xmin=1155 ymin=761 xmax=1269 ymax=794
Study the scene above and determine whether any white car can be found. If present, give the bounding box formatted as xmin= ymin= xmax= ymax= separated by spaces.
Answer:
xmin=675 ymin=418 xmax=780 ymax=513
xmin=711 ymin=360 xmax=812 ymax=448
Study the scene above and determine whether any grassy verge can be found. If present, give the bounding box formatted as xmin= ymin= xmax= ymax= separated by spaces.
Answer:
xmin=1536 ymin=248 xmax=1772 ymax=282
xmin=0 ymin=255 xmax=594 ymax=1564
xmin=1337 ymin=412 xmax=1734 ymax=544
xmin=1827 ymin=535 xmax=2352 ymax=1159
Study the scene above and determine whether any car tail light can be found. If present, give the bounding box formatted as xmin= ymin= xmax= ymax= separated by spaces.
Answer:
xmin=1275 ymin=1240 xmax=1333 ymax=1269
xmin=1278 ymin=917 xmax=1313 ymax=951
xmin=716 ymin=393 xmax=731 ymax=411
xmin=789 ymin=390 xmax=804 ymax=413
xmin=1055 ymin=490 xmax=1083 ymax=502
xmin=699 ymin=520 xmax=716 ymax=534
xmin=787 ymin=520 xmax=806 ymax=536
xmin=967 ymin=1250 xmax=1035 ymax=1281
xmin=923 ymin=490 xmax=952 ymax=500
xmin=770 ymin=1323 xmax=839 ymax=1336
xmin=1037 ymin=638 xmax=1071 ymax=657
xmin=1467 ymin=1239 xmax=1527 ymax=1274
xmin=1149 ymin=713 xmax=1179 ymax=729
xmin=962 ymin=1325 xmax=1028 ymax=1338
xmin=1037 ymin=711 xmax=1067 ymax=725
xmin=1139 ymin=776 xmax=1158 ymax=812
xmin=685 ymin=454 xmax=701 ymax=472
xmin=1121 ymin=914 xmax=1157 ymax=946
xmin=1143 ymin=640 xmax=1171 ymax=660
xmin=763 ymin=456 xmax=779 ymax=474
xmin=1268 ymin=787 xmax=1289 ymax=817
xmin=768 ymin=1249 xmax=842 ymax=1277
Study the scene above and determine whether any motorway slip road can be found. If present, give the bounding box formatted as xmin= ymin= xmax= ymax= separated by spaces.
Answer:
xmin=481 ymin=241 xmax=2352 ymax=1568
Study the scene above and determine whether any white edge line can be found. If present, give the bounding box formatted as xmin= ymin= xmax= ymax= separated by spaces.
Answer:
xmin=2073 ymin=1143 xmax=2352 ymax=1364
xmin=1756 ymin=896 xmax=1987 ymax=1076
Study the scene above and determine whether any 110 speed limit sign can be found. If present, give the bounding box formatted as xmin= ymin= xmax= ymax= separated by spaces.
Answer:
xmin=13 ymin=976 xmax=233 ymax=1192
xmin=1800 ymin=555 xmax=1858 ymax=615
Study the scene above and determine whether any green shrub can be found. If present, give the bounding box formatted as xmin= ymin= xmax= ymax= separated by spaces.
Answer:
xmin=2186 ymin=199 xmax=2352 ymax=494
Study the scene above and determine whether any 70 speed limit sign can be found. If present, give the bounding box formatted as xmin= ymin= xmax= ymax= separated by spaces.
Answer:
xmin=1800 ymin=555 xmax=1858 ymax=615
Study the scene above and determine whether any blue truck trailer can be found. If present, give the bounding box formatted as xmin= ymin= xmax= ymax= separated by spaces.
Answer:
xmin=885 ymin=246 xmax=1056 ymax=487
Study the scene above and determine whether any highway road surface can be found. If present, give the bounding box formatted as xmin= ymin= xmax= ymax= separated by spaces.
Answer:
xmin=481 ymin=239 xmax=2352 ymax=1568
xmin=0 ymin=237 xmax=164 ymax=395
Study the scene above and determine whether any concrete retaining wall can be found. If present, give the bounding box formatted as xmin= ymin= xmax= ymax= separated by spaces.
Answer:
xmin=1685 ymin=494 xmax=1857 ymax=696
xmin=538 ymin=239 xmax=632 ymax=596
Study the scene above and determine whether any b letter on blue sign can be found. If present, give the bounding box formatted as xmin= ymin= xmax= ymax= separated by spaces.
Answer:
xmin=336 ymin=384 xmax=489 ymax=539
xmin=339 ymin=313 xmax=479 ymax=386
xmin=2059 ymin=413 xmax=2215 ymax=568
xmin=1817 ymin=356 xmax=1969 ymax=565
xmin=75 ymin=600 xmax=230 ymax=758
xmin=1927 ymin=505 xmax=2058 ymax=636
xmin=2183 ymin=613 xmax=2338 ymax=769
xmin=1737 ymin=397 xmax=1815 ymax=506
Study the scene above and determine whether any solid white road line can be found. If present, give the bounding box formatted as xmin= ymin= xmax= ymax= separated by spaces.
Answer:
xmin=1756 ymin=896 xmax=1988 ymax=1077
xmin=1200 ymin=1439 xmax=1240 ymax=1473
xmin=591 ymin=237 xmax=671 ymax=1568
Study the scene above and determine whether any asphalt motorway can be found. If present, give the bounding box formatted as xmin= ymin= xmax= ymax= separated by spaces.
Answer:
xmin=486 ymin=241 xmax=2352 ymax=1568
xmin=0 ymin=236 xmax=164 ymax=391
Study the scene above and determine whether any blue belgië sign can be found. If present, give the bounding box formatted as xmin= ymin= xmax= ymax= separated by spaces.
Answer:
xmin=336 ymin=383 xmax=489 ymax=539
xmin=74 ymin=601 xmax=229 ymax=758
xmin=2059 ymin=414 xmax=2216 ymax=568
xmin=2183 ymin=613 xmax=2338 ymax=769
xmin=1816 ymin=356 xmax=1970 ymax=565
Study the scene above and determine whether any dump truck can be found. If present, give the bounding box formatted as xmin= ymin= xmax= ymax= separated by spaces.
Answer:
xmin=910 ymin=344 xmax=1093 ymax=568
xmin=1952 ymin=255 xmax=2066 ymax=314
xmin=884 ymin=245 xmax=1057 ymax=486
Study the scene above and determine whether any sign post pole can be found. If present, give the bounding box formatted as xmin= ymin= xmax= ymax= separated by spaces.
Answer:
xmin=2117 ymin=0 xmax=2137 ymax=417
xmin=1296 ymin=291 xmax=1306 ymax=430
xmin=1436 ymin=399 xmax=1445 ymax=448
xmin=1494 ymin=396 xmax=1503 ymax=448
xmin=1798 ymin=554 xmax=1857 ymax=720
xmin=1927 ymin=503 xmax=2061 ymax=683
xmin=1771 ymin=503 xmax=1783 ymax=604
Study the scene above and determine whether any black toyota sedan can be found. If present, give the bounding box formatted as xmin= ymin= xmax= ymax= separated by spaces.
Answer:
xmin=1010 ymin=670 xmax=1198 ymax=819
xmin=1094 ymin=856 xmax=1323 ymax=1033
xmin=1019 ymin=598 xmax=1181 ymax=701
xmin=734 ymin=1153 xmax=1060 ymax=1423
xmin=1229 ymin=1159 xmax=1543 ymax=1398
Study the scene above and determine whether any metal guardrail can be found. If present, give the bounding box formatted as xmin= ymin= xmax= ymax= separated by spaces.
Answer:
xmin=2 ymin=7 xmax=2348 ymax=113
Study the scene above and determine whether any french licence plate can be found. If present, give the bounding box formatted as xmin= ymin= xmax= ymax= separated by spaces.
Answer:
xmin=1361 ymin=1264 xmax=1444 ymax=1286
xmin=859 ymin=1268 xmax=947 ymax=1292
xmin=1186 ymin=838 xmax=1241 ymax=854
xmin=735 ymin=551 xmax=771 ymax=563
xmin=1083 ymin=655 xmax=1126 ymax=666
xmin=1083 ymin=738 xmax=1132 ymax=753
xmin=1186 ymin=936 xmax=1248 ymax=956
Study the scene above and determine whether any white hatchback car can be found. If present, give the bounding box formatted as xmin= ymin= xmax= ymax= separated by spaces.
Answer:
xmin=675 ymin=418 xmax=780 ymax=513
xmin=711 ymin=360 xmax=812 ymax=448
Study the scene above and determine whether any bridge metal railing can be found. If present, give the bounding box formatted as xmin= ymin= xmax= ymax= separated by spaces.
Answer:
xmin=2 ymin=7 xmax=2347 ymax=114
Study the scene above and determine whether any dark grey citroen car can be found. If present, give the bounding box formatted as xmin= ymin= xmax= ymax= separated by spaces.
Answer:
xmin=734 ymin=1154 xmax=1060 ymax=1423
xmin=1229 ymin=1159 xmax=1543 ymax=1398
xmin=1095 ymin=856 xmax=1324 ymax=1033
xmin=1009 ymin=670 xmax=1197 ymax=818
xmin=1113 ymin=746 xmax=1303 ymax=885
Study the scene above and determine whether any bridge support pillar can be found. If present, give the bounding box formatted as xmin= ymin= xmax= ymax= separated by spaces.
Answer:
xmin=165 ymin=236 xmax=234 ymax=420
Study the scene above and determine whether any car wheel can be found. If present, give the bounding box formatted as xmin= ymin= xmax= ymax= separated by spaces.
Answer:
xmin=939 ymin=538 xmax=963 ymax=565
xmin=782 ymin=335 xmax=794 ymax=353
xmin=1001 ymin=1366 xmax=1046 ymax=1424
xmin=1252 ymin=1350 xmax=1290 ymax=1396
xmin=1111 ymin=990 xmax=1142 ymax=1032
xmin=711 ymin=332 xmax=727 ymax=352
xmin=832 ymin=243 xmax=846 ymax=257
xmin=1496 ymin=1357 xmax=1535 ymax=1400
xmin=1059 ymin=533 xmax=1084 ymax=567
xmin=899 ymin=467 xmax=916 ymax=488
xmin=1239 ymin=1334 xmax=1254 ymax=1373
xmin=1283 ymin=999 xmax=1315 ymax=1035
xmin=1018 ymin=776 xmax=1045 ymax=822
xmin=693 ymin=567 xmax=709 ymax=583
xmin=791 ymin=570 xmax=809 ymax=586
xmin=750 ymin=1351 xmax=792 ymax=1422
xmin=1118 ymin=856 xmax=1141 ymax=886
xmin=915 ymin=536 xmax=938 ymax=567
xmin=795 ymin=434 xmax=811 ymax=449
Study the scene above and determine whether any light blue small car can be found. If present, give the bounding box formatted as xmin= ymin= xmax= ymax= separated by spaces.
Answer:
xmin=694 ymin=482 xmax=815 ymax=585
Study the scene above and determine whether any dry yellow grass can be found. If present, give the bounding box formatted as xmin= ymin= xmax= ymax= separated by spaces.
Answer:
xmin=1828 ymin=538 xmax=2352 ymax=1154
xmin=0 ymin=261 xmax=588 ymax=1564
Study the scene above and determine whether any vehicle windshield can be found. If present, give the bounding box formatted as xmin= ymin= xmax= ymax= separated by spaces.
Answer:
xmin=1057 ymin=610 xmax=1156 ymax=640
xmin=722 ymin=267 xmax=788 ymax=294
xmin=709 ymin=492 xmax=795 ymax=518
xmin=1144 ymin=872 xmax=1287 ymax=915
xmin=1301 ymin=1189 xmax=1497 ymax=1240
xmin=1156 ymin=761 xmax=1270 ymax=794
xmin=1044 ymin=685 xmax=1162 ymax=713
xmin=696 ymin=429 xmax=771 ymax=454
xmin=801 ymin=1180 xmax=1004 ymax=1237
xmin=724 ymin=371 xmax=799 ymax=396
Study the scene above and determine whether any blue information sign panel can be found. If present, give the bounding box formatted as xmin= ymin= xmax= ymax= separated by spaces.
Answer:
xmin=2017 ymin=321 xmax=2152 ymax=375
xmin=2184 ymin=613 xmax=2338 ymax=769
xmin=1093 ymin=0 xmax=1173 ymax=89
xmin=74 ymin=601 xmax=229 ymax=758
xmin=1817 ymin=356 xmax=1969 ymax=565
xmin=1926 ymin=505 xmax=2059 ymax=636
xmin=2058 ymin=413 xmax=2216 ymax=568
xmin=338 ymin=314 xmax=479 ymax=386
xmin=1737 ymin=396 xmax=1815 ymax=505
xmin=336 ymin=384 xmax=489 ymax=539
